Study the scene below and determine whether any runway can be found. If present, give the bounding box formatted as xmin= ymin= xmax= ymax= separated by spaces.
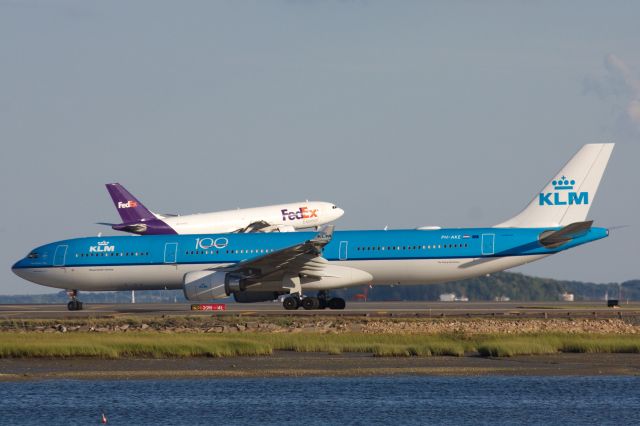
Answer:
xmin=1 ymin=301 xmax=639 ymax=320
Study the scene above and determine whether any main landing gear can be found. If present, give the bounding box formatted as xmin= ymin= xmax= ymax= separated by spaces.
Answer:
xmin=66 ymin=289 xmax=83 ymax=311
xmin=282 ymin=291 xmax=346 ymax=311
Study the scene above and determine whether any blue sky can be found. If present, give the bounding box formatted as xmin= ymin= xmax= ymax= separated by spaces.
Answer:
xmin=1 ymin=1 xmax=639 ymax=294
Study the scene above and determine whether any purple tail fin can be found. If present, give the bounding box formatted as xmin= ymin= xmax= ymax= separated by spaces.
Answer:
xmin=105 ymin=183 xmax=156 ymax=223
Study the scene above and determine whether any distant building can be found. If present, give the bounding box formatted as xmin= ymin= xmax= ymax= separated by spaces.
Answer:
xmin=560 ymin=292 xmax=575 ymax=302
xmin=494 ymin=295 xmax=511 ymax=302
xmin=439 ymin=293 xmax=456 ymax=302
xmin=439 ymin=293 xmax=469 ymax=302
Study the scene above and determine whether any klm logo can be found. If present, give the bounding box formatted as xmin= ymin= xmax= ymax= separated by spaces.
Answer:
xmin=539 ymin=177 xmax=588 ymax=206
xmin=89 ymin=241 xmax=115 ymax=253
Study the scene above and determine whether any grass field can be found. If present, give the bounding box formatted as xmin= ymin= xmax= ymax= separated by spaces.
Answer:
xmin=1 ymin=332 xmax=640 ymax=359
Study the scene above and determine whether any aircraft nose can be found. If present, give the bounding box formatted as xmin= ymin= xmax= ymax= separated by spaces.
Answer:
xmin=335 ymin=207 xmax=345 ymax=219
xmin=11 ymin=261 xmax=24 ymax=278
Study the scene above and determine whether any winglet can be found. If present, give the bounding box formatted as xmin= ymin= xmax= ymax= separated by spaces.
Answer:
xmin=313 ymin=224 xmax=335 ymax=244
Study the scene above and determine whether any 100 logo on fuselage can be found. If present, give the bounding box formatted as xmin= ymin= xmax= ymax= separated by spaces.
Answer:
xmin=195 ymin=237 xmax=229 ymax=250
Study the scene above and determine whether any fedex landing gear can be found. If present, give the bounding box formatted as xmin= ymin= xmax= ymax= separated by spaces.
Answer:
xmin=66 ymin=290 xmax=83 ymax=311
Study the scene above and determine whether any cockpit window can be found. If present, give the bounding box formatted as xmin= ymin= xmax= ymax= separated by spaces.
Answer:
xmin=332 ymin=205 xmax=337 ymax=209
xmin=27 ymin=252 xmax=39 ymax=259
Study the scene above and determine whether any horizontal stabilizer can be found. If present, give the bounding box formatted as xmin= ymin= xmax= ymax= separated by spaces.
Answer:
xmin=539 ymin=220 xmax=593 ymax=248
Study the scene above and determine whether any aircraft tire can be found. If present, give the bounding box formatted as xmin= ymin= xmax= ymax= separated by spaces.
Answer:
xmin=302 ymin=297 xmax=320 ymax=310
xmin=283 ymin=297 xmax=299 ymax=310
xmin=328 ymin=298 xmax=346 ymax=310
xmin=67 ymin=300 xmax=83 ymax=311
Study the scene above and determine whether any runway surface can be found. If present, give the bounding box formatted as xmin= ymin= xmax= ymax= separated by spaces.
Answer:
xmin=1 ymin=301 xmax=639 ymax=320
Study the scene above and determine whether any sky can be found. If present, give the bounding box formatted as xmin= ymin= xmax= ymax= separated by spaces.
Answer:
xmin=1 ymin=0 xmax=639 ymax=294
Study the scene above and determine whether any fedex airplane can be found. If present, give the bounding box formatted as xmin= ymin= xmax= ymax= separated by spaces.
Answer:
xmin=102 ymin=183 xmax=345 ymax=235
xmin=13 ymin=144 xmax=613 ymax=311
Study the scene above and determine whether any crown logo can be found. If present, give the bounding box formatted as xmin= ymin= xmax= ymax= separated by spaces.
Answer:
xmin=552 ymin=176 xmax=575 ymax=191
xmin=97 ymin=241 xmax=110 ymax=246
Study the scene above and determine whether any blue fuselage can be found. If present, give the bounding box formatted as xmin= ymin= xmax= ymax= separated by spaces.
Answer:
xmin=12 ymin=226 xmax=608 ymax=292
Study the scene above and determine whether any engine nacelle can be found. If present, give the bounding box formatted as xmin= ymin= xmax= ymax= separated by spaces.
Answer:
xmin=183 ymin=270 xmax=229 ymax=301
xmin=233 ymin=291 xmax=284 ymax=303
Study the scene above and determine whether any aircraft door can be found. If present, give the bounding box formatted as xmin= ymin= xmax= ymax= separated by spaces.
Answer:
xmin=53 ymin=245 xmax=68 ymax=266
xmin=164 ymin=243 xmax=178 ymax=263
xmin=339 ymin=241 xmax=348 ymax=260
xmin=481 ymin=234 xmax=495 ymax=256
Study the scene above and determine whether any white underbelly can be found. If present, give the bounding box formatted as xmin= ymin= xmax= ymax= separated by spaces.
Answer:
xmin=17 ymin=263 xmax=232 ymax=291
xmin=335 ymin=255 xmax=549 ymax=285
xmin=17 ymin=255 xmax=549 ymax=292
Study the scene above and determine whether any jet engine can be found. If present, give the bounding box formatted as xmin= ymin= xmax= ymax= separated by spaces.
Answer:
xmin=183 ymin=270 xmax=234 ymax=301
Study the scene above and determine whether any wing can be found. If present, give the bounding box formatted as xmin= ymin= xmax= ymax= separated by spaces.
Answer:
xmin=183 ymin=225 xmax=372 ymax=301
xmin=232 ymin=221 xmax=296 ymax=233
xmin=222 ymin=225 xmax=334 ymax=282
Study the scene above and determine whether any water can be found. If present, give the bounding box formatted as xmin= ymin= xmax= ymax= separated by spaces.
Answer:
xmin=1 ymin=376 xmax=639 ymax=425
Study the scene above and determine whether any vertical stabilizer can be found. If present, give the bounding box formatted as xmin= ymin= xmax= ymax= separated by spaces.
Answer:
xmin=495 ymin=143 xmax=614 ymax=228
xmin=105 ymin=183 xmax=156 ymax=223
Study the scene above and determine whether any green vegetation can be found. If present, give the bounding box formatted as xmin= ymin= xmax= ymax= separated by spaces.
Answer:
xmin=0 ymin=333 xmax=273 ymax=358
xmin=1 ymin=332 xmax=639 ymax=359
xmin=351 ymin=272 xmax=639 ymax=302
xmin=476 ymin=334 xmax=640 ymax=357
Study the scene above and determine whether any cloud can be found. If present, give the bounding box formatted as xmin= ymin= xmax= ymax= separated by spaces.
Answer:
xmin=628 ymin=100 xmax=640 ymax=123
xmin=605 ymin=54 xmax=640 ymax=94
xmin=584 ymin=54 xmax=640 ymax=136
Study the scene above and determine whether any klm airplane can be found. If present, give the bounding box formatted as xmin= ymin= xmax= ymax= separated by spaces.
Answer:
xmin=12 ymin=144 xmax=614 ymax=311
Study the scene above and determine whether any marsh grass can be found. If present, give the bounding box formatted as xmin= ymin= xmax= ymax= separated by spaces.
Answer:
xmin=0 ymin=333 xmax=272 ymax=359
xmin=476 ymin=334 xmax=640 ymax=357
xmin=1 ymin=332 xmax=639 ymax=359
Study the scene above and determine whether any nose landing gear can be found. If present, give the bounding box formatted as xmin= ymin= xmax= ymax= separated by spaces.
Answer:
xmin=282 ymin=291 xmax=345 ymax=310
xmin=66 ymin=290 xmax=83 ymax=311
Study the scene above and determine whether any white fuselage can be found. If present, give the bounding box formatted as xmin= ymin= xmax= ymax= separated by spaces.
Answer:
xmin=158 ymin=201 xmax=343 ymax=234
